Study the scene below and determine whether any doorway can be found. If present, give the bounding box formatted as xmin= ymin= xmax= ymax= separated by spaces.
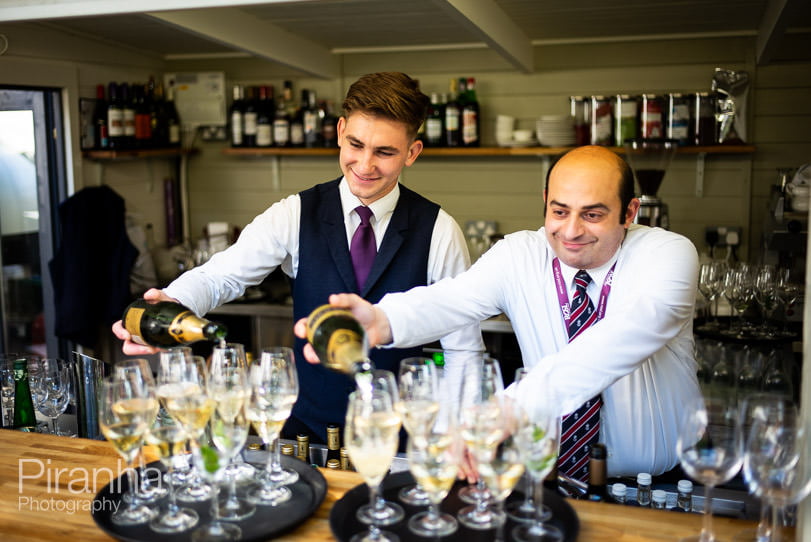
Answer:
xmin=0 ymin=87 xmax=68 ymax=358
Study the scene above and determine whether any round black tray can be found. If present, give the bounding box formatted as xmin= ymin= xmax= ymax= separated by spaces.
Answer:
xmin=91 ymin=456 xmax=326 ymax=541
xmin=330 ymin=471 xmax=579 ymax=542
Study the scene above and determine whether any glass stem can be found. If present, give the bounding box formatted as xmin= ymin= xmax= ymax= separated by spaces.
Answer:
xmin=271 ymin=436 xmax=282 ymax=474
xmin=756 ymin=501 xmax=770 ymax=541
xmin=166 ymin=463 xmax=179 ymax=515
xmin=494 ymin=500 xmax=506 ymax=542
xmin=771 ymin=503 xmax=782 ymax=542
xmin=427 ymin=501 xmax=440 ymax=526
xmin=367 ymin=484 xmax=382 ymax=540
xmin=700 ymin=485 xmax=714 ymax=542
xmin=124 ymin=461 xmax=139 ymax=512
xmin=50 ymin=416 xmax=58 ymax=435
xmin=264 ymin=439 xmax=276 ymax=493
xmin=521 ymin=473 xmax=535 ymax=511
xmin=533 ymin=474 xmax=545 ymax=529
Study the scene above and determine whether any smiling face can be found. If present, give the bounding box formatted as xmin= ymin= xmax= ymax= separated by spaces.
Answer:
xmin=337 ymin=112 xmax=423 ymax=205
xmin=544 ymin=146 xmax=640 ymax=270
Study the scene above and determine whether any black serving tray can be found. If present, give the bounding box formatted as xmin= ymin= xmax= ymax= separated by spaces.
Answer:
xmin=330 ymin=471 xmax=579 ymax=542
xmin=91 ymin=456 xmax=326 ymax=542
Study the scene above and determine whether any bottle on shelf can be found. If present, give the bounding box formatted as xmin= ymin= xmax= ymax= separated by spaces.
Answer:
xmin=164 ymin=84 xmax=182 ymax=148
xmin=120 ymin=83 xmax=135 ymax=149
xmin=296 ymin=433 xmax=310 ymax=463
xmin=134 ymin=84 xmax=152 ymax=149
xmin=586 ymin=442 xmax=609 ymax=501
xmin=636 ymin=472 xmax=652 ymax=507
xmin=229 ymin=84 xmax=245 ymax=148
xmin=106 ymin=82 xmax=124 ymax=150
xmin=325 ymin=424 xmax=342 ymax=467
xmin=288 ymin=85 xmax=305 ymax=147
xmin=273 ymin=87 xmax=291 ymax=148
xmin=444 ymin=78 xmax=461 ymax=147
xmin=676 ymin=479 xmax=693 ymax=512
xmin=305 ymin=304 xmax=374 ymax=374
xmin=91 ymin=84 xmax=109 ymax=150
xmin=424 ymin=92 xmax=444 ymax=147
xmin=255 ymin=85 xmax=273 ymax=148
xmin=147 ymin=76 xmax=162 ymax=148
xmin=321 ymin=100 xmax=338 ymax=148
xmin=461 ymin=76 xmax=480 ymax=147
xmin=242 ymin=86 xmax=258 ymax=148
xmin=122 ymin=299 xmax=228 ymax=347
xmin=302 ymin=89 xmax=322 ymax=148
xmin=12 ymin=358 xmax=38 ymax=432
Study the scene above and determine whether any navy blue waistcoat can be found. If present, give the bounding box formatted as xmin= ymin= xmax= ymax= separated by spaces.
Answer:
xmin=290 ymin=178 xmax=439 ymax=442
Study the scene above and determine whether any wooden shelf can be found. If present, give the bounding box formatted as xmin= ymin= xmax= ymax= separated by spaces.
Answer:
xmin=221 ymin=145 xmax=755 ymax=158
xmin=82 ymin=147 xmax=198 ymax=161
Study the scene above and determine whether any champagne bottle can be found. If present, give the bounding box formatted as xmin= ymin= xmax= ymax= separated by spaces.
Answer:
xmin=305 ymin=304 xmax=373 ymax=374
xmin=325 ymin=424 xmax=341 ymax=467
xmin=122 ymin=299 xmax=228 ymax=347
xmin=586 ymin=443 xmax=609 ymax=502
xmin=296 ymin=433 xmax=310 ymax=463
xmin=12 ymin=359 xmax=38 ymax=432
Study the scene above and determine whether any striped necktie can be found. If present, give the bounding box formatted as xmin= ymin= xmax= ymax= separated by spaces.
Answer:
xmin=558 ymin=270 xmax=602 ymax=482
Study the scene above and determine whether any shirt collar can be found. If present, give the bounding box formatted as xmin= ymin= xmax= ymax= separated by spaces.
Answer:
xmin=556 ymin=250 xmax=620 ymax=293
xmin=338 ymin=177 xmax=400 ymax=222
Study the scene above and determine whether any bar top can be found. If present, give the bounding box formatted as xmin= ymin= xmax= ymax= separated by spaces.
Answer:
xmin=0 ymin=430 xmax=770 ymax=541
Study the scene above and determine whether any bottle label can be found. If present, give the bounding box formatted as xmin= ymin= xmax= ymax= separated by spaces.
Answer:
xmin=462 ymin=110 xmax=478 ymax=144
xmin=244 ymin=113 xmax=258 ymax=135
xmin=445 ymin=109 xmax=459 ymax=131
xmin=256 ymin=125 xmax=272 ymax=147
xmin=123 ymin=306 xmax=148 ymax=345
xmin=426 ymin=118 xmax=442 ymax=141
xmin=123 ymin=109 xmax=136 ymax=137
xmin=273 ymin=120 xmax=289 ymax=144
xmin=231 ymin=112 xmax=243 ymax=145
xmin=108 ymin=109 xmax=124 ymax=137
xmin=169 ymin=124 xmax=181 ymax=145
xmin=168 ymin=311 xmax=200 ymax=344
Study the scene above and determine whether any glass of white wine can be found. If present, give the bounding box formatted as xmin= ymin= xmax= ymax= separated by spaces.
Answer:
xmin=158 ymin=352 xmax=218 ymax=503
xmin=211 ymin=406 xmax=255 ymax=523
xmin=156 ymin=347 xmax=194 ymax=488
xmin=345 ymin=389 xmax=402 ymax=542
xmin=396 ymin=357 xmax=439 ymax=506
xmin=145 ymin=418 xmax=198 ymax=533
xmin=98 ymin=374 xmax=159 ymax=526
xmin=245 ymin=347 xmax=299 ymax=506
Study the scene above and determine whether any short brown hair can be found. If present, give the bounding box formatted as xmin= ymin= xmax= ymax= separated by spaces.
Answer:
xmin=342 ymin=72 xmax=429 ymax=140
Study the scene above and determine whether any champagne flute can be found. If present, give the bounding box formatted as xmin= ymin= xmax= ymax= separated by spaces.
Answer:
xmin=345 ymin=389 xmax=401 ymax=542
xmin=208 ymin=343 xmax=257 ymax=483
xmin=507 ymin=368 xmax=551 ymax=523
xmin=698 ymin=261 xmax=726 ymax=330
xmin=156 ymin=347 xmax=194 ymax=488
xmin=754 ymin=265 xmax=780 ymax=338
xmin=115 ymin=358 xmax=167 ymax=504
xmin=146 ymin=417 xmax=199 ymax=533
xmin=98 ymin=374 xmax=160 ymax=526
xmin=407 ymin=363 xmax=465 ymax=537
xmin=210 ymin=406 xmax=255 ymax=522
xmin=512 ymin=386 xmax=563 ymax=542
xmin=458 ymin=354 xmax=504 ymax=529
xmin=677 ymin=394 xmax=743 ymax=542
xmin=776 ymin=268 xmax=801 ymax=337
xmin=36 ymin=358 xmax=71 ymax=435
xmin=159 ymin=352 xmax=218 ymax=502
xmin=396 ymin=357 xmax=440 ymax=506
xmin=355 ymin=369 xmax=404 ymax=527
xmin=245 ymin=347 xmax=299 ymax=506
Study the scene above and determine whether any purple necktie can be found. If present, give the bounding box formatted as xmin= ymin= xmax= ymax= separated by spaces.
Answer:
xmin=558 ymin=270 xmax=602 ymax=482
xmin=350 ymin=205 xmax=376 ymax=290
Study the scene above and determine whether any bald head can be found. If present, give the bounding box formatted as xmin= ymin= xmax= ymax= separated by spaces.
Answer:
xmin=545 ymin=146 xmax=635 ymax=223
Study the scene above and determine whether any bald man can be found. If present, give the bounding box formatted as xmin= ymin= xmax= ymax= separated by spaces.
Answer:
xmin=296 ymin=146 xmax=702 ymax=478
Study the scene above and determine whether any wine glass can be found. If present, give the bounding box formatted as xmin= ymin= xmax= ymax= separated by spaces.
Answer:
xmin=355 ymin=369 xmax=404 ymax=527
xmin=677 ymin=394 xmax=743 ymax=542
xmin=345 ymin=389 xmax=401 ymax=542
xmin=245 ymin=346 xmax=299 ymax=506
xmin=208 ymin=343 xmax=257 ymax=483
xmin=36 ymin=358 xmax=71 ymax=435
xmin=145 ymin=416 xmax=199 ymax=533
xmin=98 ymin=374 xmax=160 ymax=526
xmin=458 ymin=354 xmax=504 ymax=530
xmin=776 ymin=268 xmax=801 ymax=337
xmin=698 ymin=261 xmax=727 ymax=330
xmin=115 ymin=358 xmax=168 ymax=504
xmin=210 ymin=406 xmax=255 ymax=522
xmin=396 ymin=357 xmax=439 ymax=506
xmin=754 ymin=265 xmax=780 ymax=338
xmin=512 ymin=385 xmax=563 ymax=542
xmin=190 ymin=413 xmax=247 ymax=542
xmin=158 ymin=351 xmax=217 ymax=503
xmin=507 ymin=368 xmax=552 ymax=523
xmin=0 ymin=357 xmax=14 ymax=427
xmin=406 ymin=363 xmax=466 ymax=537
xmin=723 ymin=266 xmax=755 ymax=338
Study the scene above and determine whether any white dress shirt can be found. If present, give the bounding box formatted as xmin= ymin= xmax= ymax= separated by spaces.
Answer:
xmin=165 ymin=177 xmax=484 ymax=354
xmin=378 ymin=223 xmax=701 ymax=476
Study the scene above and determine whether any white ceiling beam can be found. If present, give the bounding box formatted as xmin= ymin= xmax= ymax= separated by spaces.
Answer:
xmin=0 ymin=0 xmax=309 ymax=22
xmin=432 ymin=0 xmax=533 ymax=73
xmin=756 ymin=0 xmax=794 ymax=65
xmin=148 ymin=7 xmax=337 ymax=79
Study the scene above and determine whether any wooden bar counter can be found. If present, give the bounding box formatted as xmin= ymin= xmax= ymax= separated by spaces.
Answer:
xmin=0 ymin=430 xmax=774 ymax=541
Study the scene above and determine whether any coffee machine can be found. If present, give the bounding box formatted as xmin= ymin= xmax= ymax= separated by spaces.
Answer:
xmin=623 ymin=138 xmax=678 ymax=229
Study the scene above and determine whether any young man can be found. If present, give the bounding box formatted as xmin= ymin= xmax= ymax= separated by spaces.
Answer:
xmin=296 ymin=145 xmax=702 ymax=478
xmin=113 ymin=72 xmax=484 ymax=443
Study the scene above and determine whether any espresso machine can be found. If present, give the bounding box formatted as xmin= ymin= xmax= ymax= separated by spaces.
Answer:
xmin=624 ymin=138 xmax=678 ymax=229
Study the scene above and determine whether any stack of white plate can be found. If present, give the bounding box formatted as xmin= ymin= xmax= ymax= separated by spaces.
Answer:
xmin=536 ymin=115 xmax=576 ymax=146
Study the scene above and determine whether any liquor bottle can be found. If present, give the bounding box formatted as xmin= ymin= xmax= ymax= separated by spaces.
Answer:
xmin=229 ymin=84 xmax=245 ymax=148
xmin=255 ymin=85 xmax=273 ymax=148
xmin=120 ymin=83 xmax=135 ymax=149
xmin=147 ymin=76 xmax=161 ymax=148
xmin=242 ymin=86 xmax=258 ymax=148
xmin=12 ymin=358 xmax=37 ymax=432
xmin=92 ymin=84 xmax=109 ymax=150
xmin=444 ymin=79 xmax=461 ymax=147
xmin=134 ymin=84 xmax=152 ymax=149
xmin=424 ymin=92 xmax=444 ymax=147
xmin=122 ymin=299 xmax=228 ymax=347
xmin=152 ymin=82 xmax=170 ymax=147
xmin=305 ymin=304 xmax=374 ymax=374
xmin=165 ymin=85 xmax=182 ymax=148
xmin=289 ymin=86 xmax=305 ymax=147
xmin=461 ymin=77 xmax=480 ymax=147
xmin=296 ymin=433 xmax=310 ymax=463
xmin=586 ymin=443 xmax=608 ymax=502
xmin=273 ymin=90 xmax=290 ymax=147
xmin=106 ymin=82 xmax=124 ymax=149
xmin=303 ymin=89 xmax=322 ymax=148
xmin=325 ymin=424 xmax=341 ymax=467
xmin=321 ymin=100 xmax=338 ymax=148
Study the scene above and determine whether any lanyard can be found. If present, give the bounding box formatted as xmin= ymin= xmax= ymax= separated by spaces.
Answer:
xmin=552 ymin=257 xmax=616 ymax=330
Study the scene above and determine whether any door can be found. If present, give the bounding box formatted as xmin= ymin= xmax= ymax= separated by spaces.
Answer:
xmin=0 ymin=87 xmax=68 ymax=358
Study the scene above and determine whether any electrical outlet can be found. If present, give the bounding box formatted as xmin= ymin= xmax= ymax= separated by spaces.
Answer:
xmin=705 ymin=226 xmax=742 ymax=247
